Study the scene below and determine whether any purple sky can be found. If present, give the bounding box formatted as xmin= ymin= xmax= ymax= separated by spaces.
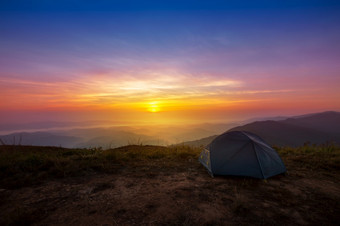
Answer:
xmin=1 ymin=1 xmax=340 ymax=124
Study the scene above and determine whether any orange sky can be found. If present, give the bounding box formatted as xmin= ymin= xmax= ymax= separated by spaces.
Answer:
xmin=1 ymin=2 xmax=340 ymax=125
xmin=1 ymin=71 xmax=339 ymax=125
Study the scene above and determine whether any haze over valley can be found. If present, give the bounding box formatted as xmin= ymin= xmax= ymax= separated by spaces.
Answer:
xmin=0 ymin=122 xmax=238 ymax=148
xmin=1 ymin=111 xmax=339 ymax=148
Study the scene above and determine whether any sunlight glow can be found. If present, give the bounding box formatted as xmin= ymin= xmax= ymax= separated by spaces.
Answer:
xmin=147 ymin=101 xmax=160 ymax=113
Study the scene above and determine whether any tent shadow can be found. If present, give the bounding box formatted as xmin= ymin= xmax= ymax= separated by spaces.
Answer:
xmin=209 ymin=172 xmax=287 ymax=181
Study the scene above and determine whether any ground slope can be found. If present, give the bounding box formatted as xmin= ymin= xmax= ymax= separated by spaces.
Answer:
xmin=0 ymin=145 xmax=339 ymax=225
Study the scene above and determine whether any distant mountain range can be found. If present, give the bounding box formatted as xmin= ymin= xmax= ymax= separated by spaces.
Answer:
xmin=0 ymin=132 xmax=81 ymax=147
xmin=1 ymin=111 xmax=339 ymax=148
xmin=0 ymin=120 xmax=119 ymax=134
xmin=180 ymin=111 xmax=340 ymax=147
xmin=0 ymin=123 xmax=237 ymax=148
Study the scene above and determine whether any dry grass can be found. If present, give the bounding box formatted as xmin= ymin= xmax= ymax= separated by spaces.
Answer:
xmin=1 ymin=143 xmax=339 ymax=189
xmin=275 ymin=143 xmax=340 ymax=171
xmin=0 ymin=145 xmax=201 ymax=189
xmin=0 ymin=144 xmax=339 ymax=226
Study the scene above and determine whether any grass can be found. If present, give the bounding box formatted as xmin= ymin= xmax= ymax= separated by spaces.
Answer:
xmin=0 ymin=143 xmax=339 ymax=189
xmin=0 ymin=144 xmax=201 ymax=189
xmin=0 ymin=143 xmax=339 ymax=226
xmin=275 ymin=143 xmax=340 ymax=171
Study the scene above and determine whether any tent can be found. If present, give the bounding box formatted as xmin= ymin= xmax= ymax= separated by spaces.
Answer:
xmin=199 ymin=131 xmax=286 ymax=179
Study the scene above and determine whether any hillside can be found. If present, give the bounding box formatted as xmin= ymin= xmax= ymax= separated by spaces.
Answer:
xmin=283 ymin=111 xmax=340 ymax=134
xmin=0 ymin=132 xmax=81 ymax=147
xmin=0 ymin=123 xmax=237 ymax=148
xmin=229 ymin=111 xmax=340 ymax=146
xmin=0 ymin=129 xmax=161 ymax=148
xmin=179 ymin=135 xmax=217 ymax=147
xmin=181 ymin=111 xmax=340 ymax=147
xmin=0 ymin=144 xmax=339 ymax=225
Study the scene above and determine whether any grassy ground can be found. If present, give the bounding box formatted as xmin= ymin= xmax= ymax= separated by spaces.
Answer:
xmin=0 ymin=144 xmax=339 ymax=225
xmin=0 ymin=145 xmax=200 ymax=189
xmin=276 ymin=143 xmax=340 ymax=171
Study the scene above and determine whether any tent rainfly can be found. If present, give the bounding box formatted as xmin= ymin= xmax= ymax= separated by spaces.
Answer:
xmin=199 ymin=131 xmax=286 ymax=179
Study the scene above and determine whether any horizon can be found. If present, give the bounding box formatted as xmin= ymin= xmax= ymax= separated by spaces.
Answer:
xmin=1 ymin=1 xmax=340 ymax=125
xmin=0 ymin=110 xmax=338 ymax=137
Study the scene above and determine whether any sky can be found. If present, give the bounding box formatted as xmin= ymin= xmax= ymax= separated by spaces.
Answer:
xmin=1 ymin=0 xmax=340 ymax=125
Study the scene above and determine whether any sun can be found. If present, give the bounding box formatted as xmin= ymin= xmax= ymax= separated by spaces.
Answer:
xmin=147 ymin=101 xmax=160 ymax=113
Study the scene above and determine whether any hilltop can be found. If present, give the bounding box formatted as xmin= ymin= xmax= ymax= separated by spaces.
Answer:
xmin=0 ymin=144 xmax=339 ymax=225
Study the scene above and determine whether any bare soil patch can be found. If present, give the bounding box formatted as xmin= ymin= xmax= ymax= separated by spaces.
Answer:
xmin=0 ymin=145 xmax=339 ymax=225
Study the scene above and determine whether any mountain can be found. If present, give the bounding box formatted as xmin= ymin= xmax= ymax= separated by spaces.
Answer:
xmin=179 ymin=135 xmax=217 ymax=147
xmin=0 ymin=120 xmax=118 ymax=135
xmin=0 ymin=124 xmax=226 ymax=148
xmin=240 ymin=116 xmax=290 ymax=124
xmin=282 ymin=111 xmax=340 ymax=134
xmin=0 ymin=132 xmax=82 ymax=147
xmin=75 ymin=130 xmax=169 ymax=149
xmin=0 ymin=129 xmax=167 ymax=148
xmin=180 ymin=111 xmax=340 ymax=147
xmin=2 ymin=112 xmax=339 ymax=148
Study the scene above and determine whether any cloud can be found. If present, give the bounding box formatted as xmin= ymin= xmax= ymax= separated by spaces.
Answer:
xmin=0 ymin=71 xmax=243 ymax=108
xmin=0 ymin=67 xmax=331 ymax=112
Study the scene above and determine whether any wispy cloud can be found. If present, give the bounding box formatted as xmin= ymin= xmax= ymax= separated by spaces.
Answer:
xmin=0 ymin=71 xmax=300 ymax=112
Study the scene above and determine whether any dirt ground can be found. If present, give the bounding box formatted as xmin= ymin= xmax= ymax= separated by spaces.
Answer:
xmin=1 ymin=158 xmax=339 ymax=226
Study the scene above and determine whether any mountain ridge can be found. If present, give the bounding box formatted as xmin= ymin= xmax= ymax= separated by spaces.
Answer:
xmin=179 ymin=111 xmax=340 ymax=147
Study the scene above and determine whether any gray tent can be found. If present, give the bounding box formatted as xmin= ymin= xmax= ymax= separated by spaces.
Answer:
xmin=199 ymin=131 xmax=286 ymax=179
